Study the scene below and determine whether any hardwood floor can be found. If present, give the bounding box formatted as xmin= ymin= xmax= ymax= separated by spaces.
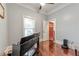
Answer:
xmin=39 ymin=40 xmax=76 ymax=56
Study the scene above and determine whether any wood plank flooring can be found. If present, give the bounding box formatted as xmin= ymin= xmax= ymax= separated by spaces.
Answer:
xmin=39 ymin=40 xmax=76 ymax=56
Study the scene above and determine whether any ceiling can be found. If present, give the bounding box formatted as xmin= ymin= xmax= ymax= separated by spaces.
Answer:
xmin=17 ymin=3 xmax=70 ymax=15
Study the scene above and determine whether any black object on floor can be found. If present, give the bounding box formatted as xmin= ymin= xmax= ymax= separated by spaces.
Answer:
xmin=75 ymin=49 xmax=77 ymax=56
xmin=61 ymin=39 xmax=69 ymax=49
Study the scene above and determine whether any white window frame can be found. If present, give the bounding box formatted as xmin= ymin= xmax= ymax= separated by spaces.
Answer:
xmin=23 ymin=16 xmax=35 ymax=36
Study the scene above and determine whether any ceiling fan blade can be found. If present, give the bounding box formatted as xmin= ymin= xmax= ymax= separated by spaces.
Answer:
xmin=39 ymin=5 xmax=42 ymax=10
xmin=47 ymin=3 xmax=54 ymax=4
xmin=39 ymin=3 xmax=54 ymax=10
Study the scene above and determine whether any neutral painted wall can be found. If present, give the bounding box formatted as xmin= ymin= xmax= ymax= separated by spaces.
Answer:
xmin=48 ymin=3 xmax=79 ymax=50
xmin=42 ymin=19 xmax=49 ymax=41
xmin=0 ymin=4 xmax=8 ymax=55
xmin=6 ymin=3 xmax=46 ymax=45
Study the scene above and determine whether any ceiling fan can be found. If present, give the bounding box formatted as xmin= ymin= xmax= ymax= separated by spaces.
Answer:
xmin=39 ymin=3 xmax=54 ymax=10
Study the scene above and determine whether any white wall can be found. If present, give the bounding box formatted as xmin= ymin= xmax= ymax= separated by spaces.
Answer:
xmin=0 ymin=4 xmax=8 ymax=55
xmin=48 ymin=4 xmax=79 ymax=50
xmin=6 ymin=3 xmax=46 ymax=45
xmin=42 ymin=20 xmax=48 ymax=41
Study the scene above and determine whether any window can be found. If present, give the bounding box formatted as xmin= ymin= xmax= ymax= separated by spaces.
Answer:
xmin=24 ymin=17 xmax=35 ymax=36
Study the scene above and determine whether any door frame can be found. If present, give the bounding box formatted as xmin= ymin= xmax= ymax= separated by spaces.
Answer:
xmin=48 ymin=18 xmax=56 ymax=42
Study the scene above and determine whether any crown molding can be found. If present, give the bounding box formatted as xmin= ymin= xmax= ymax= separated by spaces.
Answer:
xmin=16 ymin=3 xmax=70 ymax=16
xmin=48 ymin=4 xmax=70 ymax=16
xmin=17 ymin=3 xmax=38 ymax=12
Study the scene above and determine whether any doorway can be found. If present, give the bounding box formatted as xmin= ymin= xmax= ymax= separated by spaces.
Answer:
xmin=48 ymin=21 xmax=56 ymax=42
